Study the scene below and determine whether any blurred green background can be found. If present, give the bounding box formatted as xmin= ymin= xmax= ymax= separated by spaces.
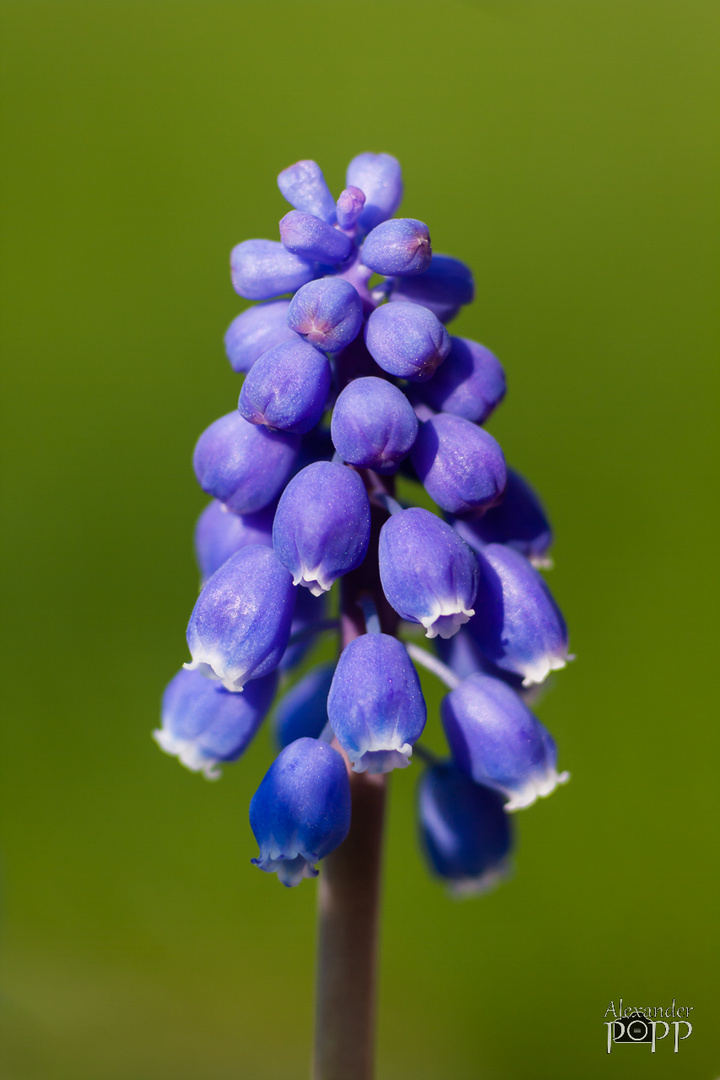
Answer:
xmin=1 ymin=2 xmax=718 ymax=1078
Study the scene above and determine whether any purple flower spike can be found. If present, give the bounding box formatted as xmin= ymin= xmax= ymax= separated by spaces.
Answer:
xmin=411 ymin=413 xmax=507 ymax=515
xmin=364 ymin=301 xmax=450 ymax=381
xmin=328 ymin=634 xmax=426 ymax=774
xmin=287 ymin=278 xmax=363 ymax=353
xmin=194 ymin=500 xmax=274 ymax=583
xmin=330 ymin=376 xmax=418 ymax=474
xmin=389 ymin=254 xmax=475 ymax=323
xmin=223 ymin=300 xmax=296 ymax=374
xmin=336 ymin=186 xmax=366 ymax=230
xmin=279 ymin=211 xmax=352 ymax=264
xmin=418 ymin=337 xmax=506 ymax=424
xmin=238 ymin=337 xmax=331 ymax=434
xmin=154 ymin=667 xmax=278 ymax=779
xmin=441 ymin=673 xmax=569 ymax=810
xmin=346 ymin=152 xmax=403 ymax=233
xmin=230 ymin=239 xmax=316 ymax=301
xmin=277 ymin=160 xmax=337 ymax=225
xmin=466 ymin=544 xmax=570 ymax=686
xmin=193 ymin=411 xmax=300 ymax=515
xmin=250 ymin=738 xmax=351 ymax=887
xmin=379 ymin=508 xmax=478 ymax=639
xmin=452 ymin=468 xmax=553 ymax=566
xmin=418 ymin=763 xmax=513 ymax=893
xmin=272 ymin=461 xmax=371 ymax=595
xmin=185 ymin=545 xmax=296 ymax=692
xmin=361 ymin=218 xmax=432 ymax=276
xmin=273 ymin=662 xmax=335 ymax=749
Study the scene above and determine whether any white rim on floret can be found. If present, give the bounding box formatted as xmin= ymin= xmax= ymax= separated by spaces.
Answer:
xmin=349 ymin=739 xmax=414 ymax=775
xmin=420 ymin=601 xmax=475 ymax=640
xmin=152 ymin=728 xmax=222 ymax=780
xmin=183 ymin=654 xmax=248 ymax=693
xmin=448 ymin=858 xmax=513 ymax=898
xmin=292 ymin=563 xmax=334 ymax=597
xmin=519 ymin=650 xmax=570 ymax=687
xmin=503 ymin=767 xmax=570 ymax=812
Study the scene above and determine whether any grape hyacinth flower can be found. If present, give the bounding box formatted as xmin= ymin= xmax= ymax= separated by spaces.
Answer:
xmin=441 ymin=673 xmax=569 ymax=810
xmin=194 ymin=500 xmax=274 ymax=583
xmin=158 ymin=151 xmax=574 ymax=1080
xmin=155 ymin=667 xmax=278 ymax=779
xmin=418 ymin=762 xmax=513 ymax=893
xmin=250 ymin=738 xmax=351 ymax=887
xmin=379 ymin=507 xmax=478 ymax=638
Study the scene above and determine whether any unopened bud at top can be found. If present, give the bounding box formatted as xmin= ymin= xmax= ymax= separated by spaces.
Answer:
xmin=238 ymin=337 xmax=331 ymax=434
xmin=231 ymin=239 xmax=316 ymax=301
xmin=279 ymin=211 xmax=352 ymax=264
xmin=418 ymin=337 xmax=506 ymax=424
xmin=361 ymin=218 xmax=432 ymax=276
xmin=411 ymin=413 xmax=507 ymax=515
xmin=287 ymin=278 xmax=363 ymax=353
xmin=224 ymin=300 xmax=296 ymax=373
xmin=277 ymin=160 xmax=336 ymax=224
xmin=389 ymin=253 xmax=474 ymax=323
xmin=364 ymin=301 xmax=450 ymax=381
xmin=346 ymin=152 xmax=403 ymax=233
xmin=336 ymin=186 xmax=366 ymax=230
xmin=330 ymin=376 xmax=418 ymax=474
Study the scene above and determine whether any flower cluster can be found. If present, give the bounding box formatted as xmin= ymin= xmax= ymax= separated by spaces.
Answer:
xmin=155 ymin=153 xmax=571 ymax=892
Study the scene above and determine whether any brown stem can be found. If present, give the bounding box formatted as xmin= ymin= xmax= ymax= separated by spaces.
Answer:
xmin=312 ymin=479 xmax=396 ymax=1080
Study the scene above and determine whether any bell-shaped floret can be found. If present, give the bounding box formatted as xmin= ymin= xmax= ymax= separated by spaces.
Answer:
xmin=328 ymin=634 xmax=426 ymax=774
xmin=185 ymin=545 xmax=296 ymax=692
xmin=417 ymin=337 xmax=506 ymax=424
xmin=389 ymin=254 xmax=474 ymax=323
xmin=411 ymin=413 xmax=506 ymax=515
xmin=379 ymin=508 xmax=478 ymax=639
xmin=441 ymin=673 xmax=568 ymax=810
xmin=238 ymin=337 xmax=331 ymax=434
xmin=287 ymin=278 xmax=363 ymax=353
xmin=279 ymin=211 xmax=352 ymax=264
xmin=277 ymin=160 xmax=336 ymax=225
xmin=346 ymin=152 xmax=403 ymax=233
xmin=194 ymin=500 xmax=274 ymax=583
xmin=280 ymin=587 xmax=328 ymax=671
xmin=418 ymin=763 xmax=513 ymax=893
xmin=231 ymin=239 xmax=316 ymax=301
xmin=452 ymin=469 xmax=553 ymax=566
xmin=330 ymin=376 xmax=418 ymax=474
xmin=364 ymin=302 xmax=450 ymax=382
xmin=465 ymin=544 xmax=569 ymax=686
xmin=273 ymin=662 xmax=335 ymax=748
xmin=436 ymin=631 xmax=547 ymax=708
xmin=193 ymin=411 xmax=300 ymax=515
xmin=154 ymin=667 xmax=278 ymax=779
xmin=360 ymin=219 xmax=432 ymax=276
xmin=272 ymin=461 xmax=371 ymax=595
xmin=250 ymin=738 xmax=351 ymax=887
xmin=224 ymin=301 xmax=296 ymax=374
xmin=336 ymin=186 xmax=366 ymax=230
